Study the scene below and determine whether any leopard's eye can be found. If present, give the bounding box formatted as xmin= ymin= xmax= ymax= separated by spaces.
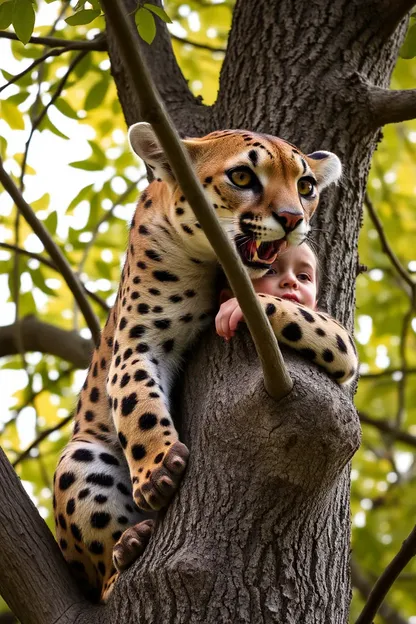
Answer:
xmin=227 ymin=166 xmax=260 ymax=190
xmin=297 ymin=177 xmax=316 ymax=198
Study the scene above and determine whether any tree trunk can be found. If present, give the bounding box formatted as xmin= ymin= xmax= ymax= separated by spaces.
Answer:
xmin=99 ymin=0 xmax=410 ymax=621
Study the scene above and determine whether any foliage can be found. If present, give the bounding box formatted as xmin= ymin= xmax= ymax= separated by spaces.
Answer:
xmin=0 ymin=1 xmax=415 ymax=622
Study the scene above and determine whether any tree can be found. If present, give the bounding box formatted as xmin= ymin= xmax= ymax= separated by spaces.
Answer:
xmin=0 ymin=0 xmax=416 ymax=622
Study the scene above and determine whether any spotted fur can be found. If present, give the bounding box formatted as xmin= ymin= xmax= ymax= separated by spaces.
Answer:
xmin=54 ymin=124 xmax=344 ymax=600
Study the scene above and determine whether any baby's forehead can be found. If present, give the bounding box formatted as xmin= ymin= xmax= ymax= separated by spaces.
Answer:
xmin=273 ymin=245 xmax=316 ymax=271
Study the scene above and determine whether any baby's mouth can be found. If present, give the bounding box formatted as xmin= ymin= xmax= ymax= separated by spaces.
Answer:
xmin=281 ymin=293 xmax=300 ymax=303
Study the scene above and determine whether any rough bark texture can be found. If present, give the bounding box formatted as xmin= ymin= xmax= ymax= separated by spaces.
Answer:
xmin=102 ymin=0 xmax=409 ymax=622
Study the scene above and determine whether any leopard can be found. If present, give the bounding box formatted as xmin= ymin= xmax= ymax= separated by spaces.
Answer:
xmin=53 ymin=123 xmax=357 ymax=601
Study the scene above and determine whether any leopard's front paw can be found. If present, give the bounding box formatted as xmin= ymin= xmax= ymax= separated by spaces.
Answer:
xmin=112 ymin=519 xmax=155 ymax=572
xmin=133 ymin=441 xmax=189 ymax=511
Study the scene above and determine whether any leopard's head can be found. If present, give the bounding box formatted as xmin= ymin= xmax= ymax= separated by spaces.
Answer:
xmin=129 ymin=124 xmax=341 ymax=277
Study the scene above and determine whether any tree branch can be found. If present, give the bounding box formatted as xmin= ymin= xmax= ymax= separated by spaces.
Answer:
xmin=0 ymin=316 xmax=92 ymax=369
xmin=369 ymin=86 xmax=416 ymax=127
xmin=0 ymin=158 xmax=101 ymax=344
xmin=360 ymin=367 xmax=416 ymax=380
xmin=0 ymin=448 xmax=103 ymax=624
xmin=100 ymin=0 xmax=293 ymax=400
xmin=170 ymin=33 xmax=226 ymax=53
xmin=359 ymin=412 xmax=416 ymax=448
xmin=0 ymin=242 xmax=109 ymax=312
xmin=351 ymin=559 xmax=407 ymax=624
xmin=355 ymin=525 xmax=416 ymax=624
xmin=0 ymin=36 xmax=106 ymax=94
xmin=377 ymin=0 xmax=415 ymax=39
xmin=0 ymin=31 xmax=107 ymax=50
xmin=12 ymin=412 xmax=74 ymax=468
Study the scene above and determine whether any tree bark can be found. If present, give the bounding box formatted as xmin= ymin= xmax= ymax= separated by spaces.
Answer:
xmin=101 ymin=0 xmax=410 ymax=622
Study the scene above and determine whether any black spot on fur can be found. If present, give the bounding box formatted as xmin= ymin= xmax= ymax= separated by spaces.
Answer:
xmin=58 ymin=514 xmax=67 ymax=530
xmin=94 ymin=494 xmax=108 ymax=504
xmin=153 ymin=270 xmax=179 ymax=282
xmin=91 ymin=512 xmax=111 ymax=529
xmin=59 ymin=472 xmax=76 ymax=490
xmin=266 ymin=303 xmax=276 ymax=316
xmin=112 ymin=531 xmax=122 ymax=542
xmin=86 ymin=473 xmax=114 ymax=487
xmin=132 ymin=444 xmax=146 ymax=460
xmin=72 ymin=449 xmax=94 ymax=462
xmin=134 ymin=369 xmax=148 ymax=381
xmin=117 ymin=516 xmax=129 ymax=525
xmin=149 ymin=288 xmax=161 ymax=296
xmin=59 ymin=538 xmax=68 ymax=551
xmin=139 ymin=225 xmax=149 ymax=235
xmin=160 ymin=418 xmax=170 ymax=427
xmin=336 ymin=334 xmax=348 ymax=353
xmin=180 ymin=313 xmax=193 ymax=323
xmin=176 ymin=207 xmax=184 ymax=216
xmin=90 ymin=387 xmax=99 ymax=402
xmin=78 ymin=488 xmax=90 ymax=499
xmin=145 ymin=249 xmax=162 ymax=262
xmin=154 ymin=453 xmax=164 ymax=463
xmin=120 ymin=373 xmax=131 ymax=388
xmin=154 ymin=318 xmax=171 ymax=330
xmin=100 ymin=452 xmax=120 ymax=466
xmin=315 ymin=327 xmax=326 ymax=337
xmin=117 ymin=482 xmax=131 ymax=496
xmin=169 ymin=294 xmax=182 ymax=303
xmin=121 ymin=393 xmax=138 ymax=416
xmin=185 ymin=289 xmax=195 ymax=297
xmin=119 ymin=317 xmax=127 ymax=330
xmin=139 ymin=412 xmax=158 ymax=430
xmin=323 ymin=349 xmax=334 ymax=363
xmin=89 ymin=541 xmax=104 ymax=555
xmin=71 ymin=523 xmax=83 ymax=541
xmin=118 ymin=431 xmax=127 ymax=448
xmin=299 ymin=348 xmax=316 ymax=361
xmin=332 ymin=370 xmax=345 ymax=380
xmin=181 ymin=224 xmax=193 ymax=235
xmin=137 ymin=261 xmax=147 ymax=270
xmin=138 ymin=303 xmax=150 ymax=314
xmin=299 ymin=308 xmax=315 ymax=323
xmin=124 ymin=348 xmax=133 ymax=360
xmin=162 ymin=339 xmax=174 ymax=353
xmin=281 ymin=322 xmax=302 ymax=342
xmin=136 ymin=343 xmax=149 ymax=353
xmin=129 ymin=325 xmax=146 ymax=339
xmin=66 ymin=499 xmax=76 ymax=515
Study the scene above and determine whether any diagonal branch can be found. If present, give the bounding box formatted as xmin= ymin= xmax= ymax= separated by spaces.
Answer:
xmin=377 ymin=0 xmax=415 ymax=39
xmin=170 ymin=33 xmax=226 ymax=53
xmin=355 ymin=525 xmax=416 ymax=624
xmin=12 ymin=411 xmax=74 ymax=468
xmin=0 ymin=316 xmax=92 ymax=368
xmin=100 ymin=0 xmax=293 ymax=400
xmin=369 ymin=86 xmax=416 ymax=128
xmin=351 ymin=558 xmax=407 ymax=624
xmin=0 ymin=158 xmax=101 ymax=344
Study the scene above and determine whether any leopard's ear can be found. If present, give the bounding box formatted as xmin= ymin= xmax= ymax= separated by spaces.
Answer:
xmin=128 ymin=122 xmax=173 ymax=181
xmin=307 ymin=151 xmax=342 ymax=189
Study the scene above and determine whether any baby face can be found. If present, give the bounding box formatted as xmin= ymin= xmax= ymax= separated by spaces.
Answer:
xmin=251 ymin=243 xmax=317 ymax=308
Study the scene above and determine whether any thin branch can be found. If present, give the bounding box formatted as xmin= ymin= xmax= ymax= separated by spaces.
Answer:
xmin=100 ymin=0 xmax=293 ymax=400
xmin=0 ymin=36 xmax=105 ymax=94
xmin=0 ymin=316 xmax=92 ymax=368
xmin=0 ymin=242 xmax=109 ymax=312
xmin=359 ymin=412 xmax=416 ymax=448
xmin=355 ymin=525 xmax=416 ymax=624
xmin=360 ymin=367 xmax=416 ymax=380
xmin=369 ymin=86 xmax=416 ymax=128
xmin=0 ymin=30 xmax=107 ymax=50
xmin=364 ymin=193 xmax=416 ymax=293
xmin=395 ymin=297 xmax=416 ymax=430
xmin=351 ymin=558 xmax=407 ymax=624
xmin=12 ymin=412 xmax=73 ymax=468
xmin=170 ymin=33 xmax=226 ymax=53
xmin=0 ymin=159 xmax=101 ymax=344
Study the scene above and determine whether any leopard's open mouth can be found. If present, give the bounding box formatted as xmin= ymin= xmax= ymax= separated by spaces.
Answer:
xmin=235 ymin=236 xmax=287 ymax=268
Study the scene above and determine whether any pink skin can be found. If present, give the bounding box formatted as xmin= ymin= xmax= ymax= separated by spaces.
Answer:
xmin=216 ymin=244 xmax=318 ymax=340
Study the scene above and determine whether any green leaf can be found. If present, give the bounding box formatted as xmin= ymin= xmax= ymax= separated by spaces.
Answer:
xmin=135 ymin=7 xmax=156 ymax=45
xmin=68 ymin=159 xmax=101 ymax=171
xmin=39 ymin=114 xmax=70 ymax=140
xmin=32 ymin=193 xmax=50 ymax=212
xmin=0 ymin=135 xmax=7 ymax=158
xmin=400 ymin=23 xmax=416 ymax=59
xmin=144 ymin=3 xmax=172 ymax=23
xmin=0 ymin=1 xmax=13 ymax=29
xmin=65 ymin=9 xmax=100 ymax=26
xmin=0 ymin=99 xmax=24 ymax=130
xmin=54 ymin=98 xmax=79 ymax=120
xmin=84 ymin=76 xmax=109 ymax=111
xmin=20 ymin=290 xmax=36 ymax=316
xmin=67 ymin=184 xmax=94 ymax=213
xmin=12 ymin=0 xmax=36 ymax=45
xmin=44 ymin=211 xmax=58 ymax=236
xmin=30 ymin=267 xmax=57 ymax=296
xmin=88 ymin=0 xmax=100 ymax=10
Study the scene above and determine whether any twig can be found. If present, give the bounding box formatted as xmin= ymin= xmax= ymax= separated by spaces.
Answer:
xmin=0 ymin=242 xmax=109 ymax=312
xmin=360 ymin=367 xmax=416 ymax=380
xmin=13 ymin=412 xmax=73 ymax=468
xmin=359 ymin=412 xmax=416 ymax=448
xmin=0 ymin=159 xmax=101 ymax=343
xmin=0 ymin=37 xmax=104 ymax=94
xmin=0 ymin=31 xmax=107 ymax=50
xmin=170 ymin=33 xmax=226 ymax=53
xmin=364 ymin=193 xmax=415 ymax=293
xmin=355 ymin=525 xmax=416 ymax=624
xmin=369 ymin=85 xmax=416 ymax=127
xmin=100 ymin=0 xmax=293 ymax=400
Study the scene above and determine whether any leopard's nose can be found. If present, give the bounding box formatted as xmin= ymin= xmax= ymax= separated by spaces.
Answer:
xmin=272 ymin=210 xmax=303 ymax=233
